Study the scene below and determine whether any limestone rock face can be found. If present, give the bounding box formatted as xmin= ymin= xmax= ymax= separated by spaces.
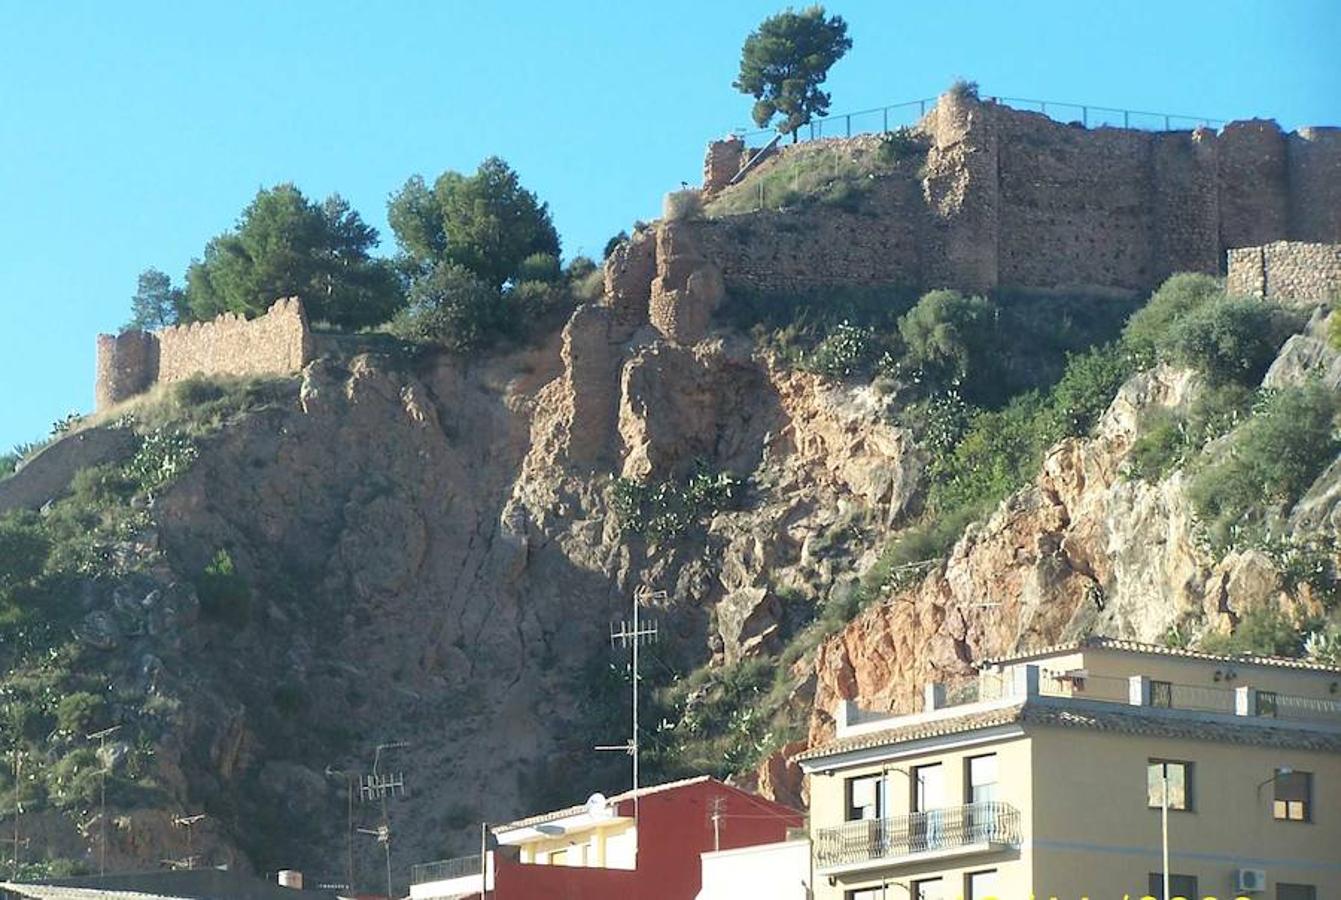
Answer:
xmin=802 ymin=355 xmax=1340 ymax=753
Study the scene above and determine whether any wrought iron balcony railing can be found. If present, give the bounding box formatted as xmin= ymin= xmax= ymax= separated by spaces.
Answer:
xmin=411 ymin=853 xmax=482 ymax=884
xmin=814 ymin=801 xmax=1020 ymax=871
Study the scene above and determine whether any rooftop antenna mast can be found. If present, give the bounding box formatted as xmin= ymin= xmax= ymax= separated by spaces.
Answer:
xmin=359 ymin=741 xmax=408 ymax=900
xmin=87 ymin=724 xmax=122 ymax=877
xmin=596 ymin=586 xmax=662 ymax=831
xmin=4 ymin=746 xmax=27 ymax=880
xmin=171 ymin=814 xmax=207 ymax=870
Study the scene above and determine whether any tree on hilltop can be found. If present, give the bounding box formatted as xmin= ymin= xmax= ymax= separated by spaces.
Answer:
xmin=126 ymin=268 xmax=186 ymax=331
xmin=387 ymin=157 xmax=560 ymax=289
xmin=185 ymin=184 xmax=402 ymax=329
xmin=734 ymin=6 xmax=852 ymax=141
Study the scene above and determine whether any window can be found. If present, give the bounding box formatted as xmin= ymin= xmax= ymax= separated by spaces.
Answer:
xmin=967 ymin=754 xmax=998 ymax=804
xmin=548 ymin=848 xmax=567 ymax=866
xmin=846 ymin=774 xmax=882 ymax=821
xmin=1257 ymin=690 xmax=1279 ymax=717
xmin=911 ymin=877 xmax=944 ymax=900
xmin=1277 ymin=884 xmax=1316 ymax=900
xmin=845 ymin=890 xmax=882 ymax=900
xmin=1147 ymin=873 xmax=1198 ymax=900
xmin=967 ymin=870 xmax=998 ymax=900
xmin=1146 ymin=760 xmax=1193 ymax=811
xmin=1150 ymin=679 xmax=1173 ymax=707
xmin=1274 ymin=770 xmax=1312 ymax=822
xmin=912 ymin=763 xmax=944 ymax=812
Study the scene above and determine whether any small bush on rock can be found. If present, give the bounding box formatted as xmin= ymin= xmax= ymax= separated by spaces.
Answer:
xmin=1189 ymin=385 xmax=1339 ymax=549
xmin=1122 ymin=273 xmax=1223 ymax=366
xmin=663 ymin=190 xmax=705 ymax=222
xmin=1160 ymin=296 xmax=1301 ymax=385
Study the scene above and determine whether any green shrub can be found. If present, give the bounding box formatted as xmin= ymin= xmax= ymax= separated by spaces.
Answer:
xmin=388 ymin=262 xmax=509 ymax=352
xmin=1188 ymin=385 xmax=1339 ymax=549
xmin=612 ymin=465 xmax=744 ymax=543
xmin=1126 ymin=384 xmax=1255 ymax=483
xmin=0 ymin=511 xmax=50 ymax=595
xmin=514 ymin=252 xmax=562 ymax=284
xmin=196 ymin=549 xmax=253 ymax=628
xmin=663 ymin=190 xmax=705 ymax=222
xmin=1040 ymin=343 xmax=1135 ymax=439
xmin=926 ymin=392 xmax=1046 ymax=519
xmin=877 ymin=127 xmax=927 ymax=165
xmin=1159 ymin=296 xmax=1301 ymax=384
xmin=1122 ymin=273 xmax=1223 ymax=365
xmin=1330 ymin=295 xmax=1341 ymax=350
xmin=806 ymin=322 xmax=877 ymax=377
xmin=897 ymin=290 xmax=998 ymax=398
xmin=124 ymin=428 xmax=198 ymax=494
xmin=1199 ymin=606 xmax=1308 ymax=658
xmin=54 ymin=692 xmax=105 ymax=736
xmin=46 ymin=747 xmax=102 ymax=809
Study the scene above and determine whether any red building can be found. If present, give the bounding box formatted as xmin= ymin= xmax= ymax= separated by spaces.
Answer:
xmin=409 ymin=776 xmax=804 ymax=900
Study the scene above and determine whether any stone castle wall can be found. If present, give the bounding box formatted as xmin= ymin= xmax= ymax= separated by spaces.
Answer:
xmin=675 ymin=94 xmax=1341 ymax=304
xmin=95 ymin=298 xmax=314 ymax=410
xmin=1227 ymin=241 xmax=1341 ymax=304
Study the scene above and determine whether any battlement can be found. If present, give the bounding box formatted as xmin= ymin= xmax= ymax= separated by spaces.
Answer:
xmin=94 ymin=298 xmax=314 ymax=410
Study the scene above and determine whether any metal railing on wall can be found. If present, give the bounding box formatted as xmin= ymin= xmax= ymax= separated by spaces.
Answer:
xmin=732 ymin=93 xmax=1225 ymax=144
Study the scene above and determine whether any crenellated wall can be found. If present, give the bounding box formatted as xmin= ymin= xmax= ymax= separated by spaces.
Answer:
xmin=95 ymin=298 xmax=314 ymax=410
xmin=1226 ymin=241 xmax=1341 ymax=304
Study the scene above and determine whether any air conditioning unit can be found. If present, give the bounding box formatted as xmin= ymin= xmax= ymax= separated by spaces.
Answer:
xmin=1237 ymin=868 xmax=1267 ymax=892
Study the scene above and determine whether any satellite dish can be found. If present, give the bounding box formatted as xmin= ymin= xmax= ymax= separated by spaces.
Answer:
xmin=586 ymin=792 xmax=612 ymax=819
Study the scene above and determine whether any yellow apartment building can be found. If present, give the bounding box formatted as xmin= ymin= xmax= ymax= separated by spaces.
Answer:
xmin=798 ymin=638 xmax=1341 ymax=900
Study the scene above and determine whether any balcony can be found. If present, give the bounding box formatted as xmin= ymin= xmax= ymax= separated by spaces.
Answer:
xmin=410 ymin=854 xmax=488 ymax=900
xmin=814 ymin=801 xmax=1020 ymax=874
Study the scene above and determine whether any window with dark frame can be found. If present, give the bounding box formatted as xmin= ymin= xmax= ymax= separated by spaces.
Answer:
xmin=845 ymin=890 xmax=882 ymax=900
xmin=911 ymin=877 xmax=944 ymax=900
xmin=966 ymin=869 xmax=998 ymax=900
xmin=1277 ymin=884 xmax=1317 ymax=900
xmin=1150 ymin=679 xmax=1173 ymax=707
xmin=846 ymin=773 xmax=882 ymax=821
xmin=1274 ymin=770 xmax=1312 ymax=822
xmin=1257 ymin=690 xmax=1279 ymax=717
xmin=1147 ymin=873 xmax=1198 ymax=900
xmin=1146 ymin=759 xmax=1193 ymax=811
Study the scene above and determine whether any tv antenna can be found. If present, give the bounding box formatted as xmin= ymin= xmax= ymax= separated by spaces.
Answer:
xmin=360 ymin=741 xmax=409 ymax=900
xmin=87 ymin=724 xmax=122 ymax=876
xmin=596 ymin=586 xmax=662 ymax=831
xmin=172 ymin=814 xmax=207 ymax=870
xmin=708 ymin=796 xmax=727 ymax=851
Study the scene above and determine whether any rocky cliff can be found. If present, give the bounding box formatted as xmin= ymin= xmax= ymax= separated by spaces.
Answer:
xmin=6 ymin=238 xmax=1339 ymax=891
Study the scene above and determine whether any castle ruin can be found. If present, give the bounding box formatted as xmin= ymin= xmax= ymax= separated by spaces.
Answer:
xmin=95 ymin=298 xmax=314 ymax=410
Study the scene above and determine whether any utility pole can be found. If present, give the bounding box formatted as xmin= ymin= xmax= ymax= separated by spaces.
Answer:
xmin=1160 ymin=762 xmax=1170 ymax=900
xmin=8 ymin=746 xmax=23 ymax=880
xmin=324 ymin=766 xmax=357 ymax=893
xmin=87 ymin=724 xmax=122 ymax=877
xmin=596 ymin=587 xmax=661 ymax=833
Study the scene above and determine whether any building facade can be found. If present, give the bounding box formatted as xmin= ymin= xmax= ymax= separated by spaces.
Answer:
xmin=410 ymin=776 xmax=804 ymax=900
xmin=798 ymin=639 xmax=1341 ymax=900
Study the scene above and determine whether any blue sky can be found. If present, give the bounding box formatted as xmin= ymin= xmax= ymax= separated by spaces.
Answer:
xmin=1 ymin=0 xmax=1338 ymax=450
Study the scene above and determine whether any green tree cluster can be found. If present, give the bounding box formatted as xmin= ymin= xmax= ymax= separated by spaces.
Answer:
xmin=185 ymin=185 xmax=402 ymax=329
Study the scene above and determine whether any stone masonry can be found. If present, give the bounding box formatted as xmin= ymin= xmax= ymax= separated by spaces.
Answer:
xmin=1227 ymin=241 xmax=1341 ymax=305
xmin=676 ymin=92 xmax=1341 ymax=302
xmin=95 ymin=298 xmax=314 ymax=410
